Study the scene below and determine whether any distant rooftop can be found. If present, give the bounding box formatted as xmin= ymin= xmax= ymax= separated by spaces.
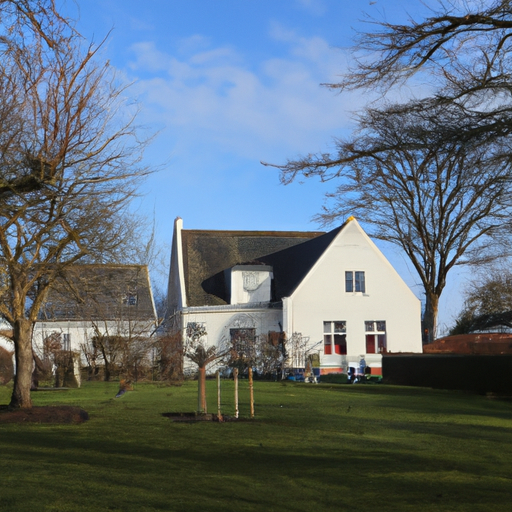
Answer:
xmin=39 ymin=264 xmax=156 ymax=322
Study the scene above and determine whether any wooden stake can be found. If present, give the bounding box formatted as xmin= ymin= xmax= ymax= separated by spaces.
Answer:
xmin=217 ymin=370 xmax=223 ymax=421
xmin=234 ymin=368 xmax=239 ymax=419
xmin=249 ymin=367 xmax=254 ymax=418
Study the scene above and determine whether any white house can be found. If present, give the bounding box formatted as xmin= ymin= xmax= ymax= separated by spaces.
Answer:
xmin=32 ymin=264 xmax=158 ymax=382
xmin=167 ymin=217 xmax=422 ymax=375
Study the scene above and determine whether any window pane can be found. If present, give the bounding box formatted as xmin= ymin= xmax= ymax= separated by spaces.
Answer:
xmin=324 ymin=335 xmax=332 ymax=354
xmin=376 ymin=321 xmax=386 ymax=332
xmin=355 ymin=271 xmax=365 ymax=293
xmin=365 ymin=321 xmax=374 ymax=332
xmin=366 ymin=334 xmax=376 ymax=354
xmin=334 ymin=321 xmax=346 ymax=333
xmin=323 ymin=321 xmax=331 ymax=333
xmin=378 ymin=334 xmax=387 ymax=353
xmin=334 ymin=334 xmax=347 ymax=355
xmin=345 ymin=271 xmax=353 ymax=292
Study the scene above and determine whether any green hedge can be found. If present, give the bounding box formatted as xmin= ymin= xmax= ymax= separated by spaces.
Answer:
xmin=319 ymin=373 xmax=348 ymax=384
xmin=383 ymin=354 xmax=512 ymax=394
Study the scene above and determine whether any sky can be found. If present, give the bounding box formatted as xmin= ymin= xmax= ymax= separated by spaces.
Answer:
xmin=61 ymin=0 xmax=467 ymax=333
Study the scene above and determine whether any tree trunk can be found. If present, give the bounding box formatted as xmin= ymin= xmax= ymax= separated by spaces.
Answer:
xmin=104 ymin=363 xmax=111 ymax=382
xmin=10 ymin=318 xmax=34 ymax=409
xmin=216 ymin=370 xmax=223 ymax=421
xmin=423 ymin=294 xmax=439 ymax=344
xmin=198 ymin=365 xmax=207 ymax=413
xmin=100 ymin=345 xmax=111 ymax=381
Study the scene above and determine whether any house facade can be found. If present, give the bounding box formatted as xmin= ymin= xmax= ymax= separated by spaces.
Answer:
xmin=167 ymin=217 xmax=422 ymax=375
xmin=32 ymin=264 xmax=158 ymax=382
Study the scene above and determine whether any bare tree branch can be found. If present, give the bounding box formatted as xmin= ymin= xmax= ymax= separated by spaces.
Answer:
xmin=267 ymin=97 xmax=512 ymax=340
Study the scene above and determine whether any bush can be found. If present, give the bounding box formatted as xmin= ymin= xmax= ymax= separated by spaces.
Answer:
xmin=0 ymin=346 xmax=14 ymax=385
xmin=319 ymin=373 xmax=348 ymax=384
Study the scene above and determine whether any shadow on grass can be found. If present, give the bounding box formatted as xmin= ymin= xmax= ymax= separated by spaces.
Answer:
xmin=0 ymin=382 xmax=511 ymax=511
xmin=1 ymin=405 xmax=511 ymax=511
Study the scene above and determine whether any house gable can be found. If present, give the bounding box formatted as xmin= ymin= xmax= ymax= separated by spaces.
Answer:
xmin=291 ymin=218 xmax=417 ymax=302
xmin=286 ymin=217 xmax=422 ymax=358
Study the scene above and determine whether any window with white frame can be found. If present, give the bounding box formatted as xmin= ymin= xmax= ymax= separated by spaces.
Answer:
xmin=345 ymin=271 xmax=365 ymax=293
xmin=323 ymin=321 xmax=347 ymax=355
xmin=124 ymin=292 xmax=138 ymax=306
xmin=62 ymin=333 xmax=71 ymax=351
xmin=364 ymin=321 xmax=386 ymax=354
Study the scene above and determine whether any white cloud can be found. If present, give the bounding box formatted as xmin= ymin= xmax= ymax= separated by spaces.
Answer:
xmin=127 ymin=28 xmax=362 ymax=166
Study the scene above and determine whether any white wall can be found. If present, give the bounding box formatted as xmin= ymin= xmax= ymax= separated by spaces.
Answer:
xmin=181 ymin=305 xmax=282 ymax=371
xmin=0 ymin=336 xmax=13 ymax=353
xmin=32 ymin=318 xmax=156 ymax=366
xmin=287 ymin=219 xmax=422 ymax=370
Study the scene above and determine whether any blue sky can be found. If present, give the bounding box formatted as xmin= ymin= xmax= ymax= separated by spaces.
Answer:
xmin=62 ymin=0 xmax=466 ymax=332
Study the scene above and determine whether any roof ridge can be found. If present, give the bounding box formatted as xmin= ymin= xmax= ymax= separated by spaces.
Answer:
xmin=182 ymin=229 xmax=325 ymax=237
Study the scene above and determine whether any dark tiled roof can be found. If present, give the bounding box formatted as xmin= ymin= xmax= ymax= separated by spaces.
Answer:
xmin=202 ymin=224 xmax=344 ymax=303
xmin=425 ymin=334 xmax=512 ymax=354
xmin=181 ymin=230 xmax=325 ymax=306
xmin=38 ymin=265 xmax=156 ymax=322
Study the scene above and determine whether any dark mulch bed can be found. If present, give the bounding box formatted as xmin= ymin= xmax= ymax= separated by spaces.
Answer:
xmin=162 ymin=412 xmax=249 ymax=422
xmin=0 ymin=405 xmax=89 ymax=424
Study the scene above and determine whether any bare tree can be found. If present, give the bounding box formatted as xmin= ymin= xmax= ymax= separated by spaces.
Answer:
xmin=450 ymin=267 xmax=512 ymax=334
xmin=271 ymin=100 xmax=512 ymax=341
xmin=36 ymin=331 xmax=78 ymax=387
xmin=184 ymin=323 xmax=228 ymax=414
xmin=228 ymin=327 xmax=257 ymax=374
xmin=0 ymin=4 xmax=150 ymax=407
xmin=267 ymin=0 xmax=512 ymax=341
xmin=90 ymin=323 xmax=154 ymax=382
xmin=0 ymin=346 xmax=14 ymax=385
xmin=286 ymin=332 xmax=311 ymax=372
xmin=254 ymin=331 xmax=286 ymax=379
xmin=338 ymin=0 xmax=512 ymax=95
xmin=334 ymin=0 xmax=512 ymax=150
xmin=154 ymin=331 xmax=184 ymax=382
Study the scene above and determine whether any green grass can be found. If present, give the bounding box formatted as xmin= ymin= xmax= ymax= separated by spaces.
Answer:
xmin=0 ymin=380 xmax=511 ymax=511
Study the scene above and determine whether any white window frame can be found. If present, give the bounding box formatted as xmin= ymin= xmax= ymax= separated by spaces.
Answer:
xmin=364 ymin=321 xmax=386 ymax=354
xmin=62 ymin=332 xmax=71 ymax=351
xmin=345 ymin=271 xmax=365 ymax=293
xmin=323 ymin=321 xmax=347 ymax=355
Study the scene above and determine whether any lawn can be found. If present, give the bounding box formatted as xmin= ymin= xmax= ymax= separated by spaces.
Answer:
xmin=0 ymin=380 xmax=511 ymax=511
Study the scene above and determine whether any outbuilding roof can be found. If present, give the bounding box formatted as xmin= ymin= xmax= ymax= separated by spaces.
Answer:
xmin=38 ymin=264 xmax=156 ymax=322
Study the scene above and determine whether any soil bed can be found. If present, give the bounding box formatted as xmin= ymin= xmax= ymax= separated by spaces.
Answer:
xmin=0 ymin=405 xmax=89 ymax=424
xmin=162 ymin=412 xmax=249 ymax=422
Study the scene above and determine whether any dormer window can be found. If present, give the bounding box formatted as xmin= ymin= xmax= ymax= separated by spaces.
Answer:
xmin=124 ymin=292 xmax=138 ymax=306
xmin=345 ymin=271 xmax=365 ymax=293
